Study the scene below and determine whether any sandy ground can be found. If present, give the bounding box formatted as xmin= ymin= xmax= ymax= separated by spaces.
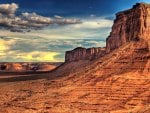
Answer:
xmin=0 ymin=41 xmax=149 ymax=113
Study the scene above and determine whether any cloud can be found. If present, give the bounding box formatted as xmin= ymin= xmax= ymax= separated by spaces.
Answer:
xmin=0 ymin=39 xmax=16 ymax=58
xmin=90 ymin=14 xmax=96 ymax=17
xmin=15 ymin=51 xmax=60 ymax=62
xmin=0 ymin=51 xmax=60 ymax=62
xmin=54 ymin=15 xmax=63 ymax=19
xmin=31 ymin=17 xmax=113 ymax=40
xmin=0 ymin=40 xmax=9 ymax=54
xmin=22 ymin=12 xmax=52 ymax=24
xmin=0 ymin=34 xmax=107 ymax=62
xmin=0 ymin=3 xmax=81 ymax=32
xmin=54 ymin=18 xmax=81 ymax=25
xmin=84 ymin=40 xmax=106 ymax=47
xmin=71 ymin=18 xmax=113 ymax=29
xmin=0 ymin=39 xmax=15 ymax=51
xmin=21 ymin=12 xmax=81 ymax=27
xmin=0 ymin=3 xmax=18 ymax=15
xmin=53 ymin=15 xmax=81 ymax=25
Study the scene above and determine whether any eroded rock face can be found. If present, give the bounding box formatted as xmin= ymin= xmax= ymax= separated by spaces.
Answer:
xmin=106 ymin=3 xmax=150 ymax=53
xmin=65 ymin=3 xmax=150 ymax=62
xmin=65 ymin=47 xmax=106 ymax=62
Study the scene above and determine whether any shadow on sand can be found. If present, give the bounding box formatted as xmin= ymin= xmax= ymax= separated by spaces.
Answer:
xmin=0 ymin=71 xmax=52 ymax=83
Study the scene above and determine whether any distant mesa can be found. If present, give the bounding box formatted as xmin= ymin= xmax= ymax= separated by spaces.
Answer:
xmin=65 ymin=47 xmax=106 ymax=62
xmin=0 ymin=63 xmax=60 ymax=72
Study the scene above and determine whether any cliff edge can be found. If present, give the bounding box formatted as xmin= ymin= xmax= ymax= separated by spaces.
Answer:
xmin=65 ymin=47 xmax=106 ymax=62
xmin=106 ymin=3 xmax=150 ymax=52
xmin=65 ymin=3 xmax=150 ymax=62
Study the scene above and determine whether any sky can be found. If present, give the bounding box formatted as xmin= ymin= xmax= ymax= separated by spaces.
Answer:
xmin=0 ymin=0 xmax=149 ymax=62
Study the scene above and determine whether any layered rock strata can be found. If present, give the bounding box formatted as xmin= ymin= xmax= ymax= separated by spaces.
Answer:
xmin=65 ymin=47 xmax=106 ymax=62
xmin=65 ymin=3 xmax=150 ymax=62
xmin=106 ymin=3 xmax=150 ymax=52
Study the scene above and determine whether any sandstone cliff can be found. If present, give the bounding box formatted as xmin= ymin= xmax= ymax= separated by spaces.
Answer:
xmin=65 ymin=47 xmax=106 ymax=62
xmin=106 ymin=3 xmax=150 ymax=52
xmin=65 ymin=3 xmax=150 ymax=62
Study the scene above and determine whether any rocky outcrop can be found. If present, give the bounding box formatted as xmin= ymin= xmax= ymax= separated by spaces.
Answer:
xmin=65 ymin=3 xmax=150 ymax=62
xmin=65 ymin=47 xmax=106 ymax=62
xmin=0 ymin=63 xmax=59 ymax=72
xmin=106 ymin=3 xmax=150 ymax=53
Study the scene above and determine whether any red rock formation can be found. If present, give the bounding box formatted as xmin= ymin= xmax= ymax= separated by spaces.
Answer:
xmin=65 ymin=3 xmax=150 ymax=62
xmin=106 ymin=3 xmax=150 ymax=53
xmin=0 ymin=63 xmax=59 ymax=72
xmin=65 ymin=47 xmax=106 ymax=62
